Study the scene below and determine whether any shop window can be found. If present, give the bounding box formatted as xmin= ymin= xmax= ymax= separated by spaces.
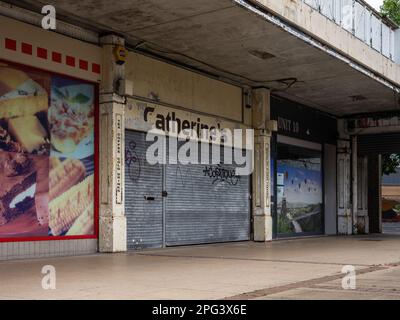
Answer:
xmin=0 ymin=60 xmax=97 ymax=241
xmin=276 ymin=143 xmax=323 ymax=236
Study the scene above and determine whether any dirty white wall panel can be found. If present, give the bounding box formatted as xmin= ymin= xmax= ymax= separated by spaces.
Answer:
xmin=365 ymin=10 xmax=372 ymax=45
xmin=320 ymin=0 xmax=335 ymax=21
xmin=340 ymin=0 xmax=353 ymax=32
xmin=0 ymin=240 xmax=97 ymax=261
xmin=395 ymin=29 xmax=400 ymax=63
xmin=390 ymin=30 xmax=395 ymax=61
xmin=333 ymin=0 xmax=342 ymax=24
xmin=382 ymin=24 xmax=391 ymax=58
xmin=371 ymin=15 xmax=382 ymax=52
xmin=354 ymin=2 xmax=366 ymax=42
xmin=126 ymin=53 xmax=243 ymax=123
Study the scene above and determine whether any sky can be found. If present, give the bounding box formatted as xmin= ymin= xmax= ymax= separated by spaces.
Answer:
xmin=365 ymin=0 xmax=384 ymax=11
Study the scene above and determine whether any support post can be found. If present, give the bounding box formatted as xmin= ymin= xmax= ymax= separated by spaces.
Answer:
xmin=252 ymin=89 xmax=273 ymax=242
xmin=337 ymin=120 xmax=352 ymax=235
xmin=98 ymin=35 xmax=127 ymax=252
xmin=351 ymin=135 xmax=358 ymax=234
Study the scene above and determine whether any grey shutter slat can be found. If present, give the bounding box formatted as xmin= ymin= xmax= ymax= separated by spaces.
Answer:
xmin=125 ymin=130 xmax=163 ymax=249
xmin=165 ymin=142 xmax=251 ymax=246
xmin=358 ymin=133 xmax=400 ymax=155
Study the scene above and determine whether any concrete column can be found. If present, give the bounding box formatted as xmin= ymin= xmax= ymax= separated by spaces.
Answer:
xmin=98 ymin=35 xmax=127 ymax=253
xmin=337 ymin=120 xmax=352 ymax=235
xmin=394 ymin=29 xmax=400 ymax=64
xmin=351 ymin=136 xmax=370 ymax=234
xmin=251 ymin=89 xmax=273 ymax=242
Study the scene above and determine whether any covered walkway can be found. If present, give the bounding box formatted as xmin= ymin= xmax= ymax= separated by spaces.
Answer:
xmin=1 ymin=235 xmax=400 ymax=300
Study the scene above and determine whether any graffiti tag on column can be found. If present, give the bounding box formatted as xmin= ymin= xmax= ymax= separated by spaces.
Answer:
xmin=203 ymin=164 xmax=240 ymax=186
xmin=125 ymin=140 xmax=141 ymax=183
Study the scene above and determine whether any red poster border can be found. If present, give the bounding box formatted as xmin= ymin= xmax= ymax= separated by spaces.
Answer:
xmin=0 ymin=59 xmax=99 ymax=243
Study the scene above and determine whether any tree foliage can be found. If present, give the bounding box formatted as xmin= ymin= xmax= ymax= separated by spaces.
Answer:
xmin=382 ymin=154 xmax=400 ymax=176
xmin=379 ymin=1 xmax=400 ymax=175
xmin=381 ymin=0 xmax=400 ymax=25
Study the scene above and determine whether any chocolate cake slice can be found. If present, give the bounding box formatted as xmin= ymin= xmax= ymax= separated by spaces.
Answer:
xmin=0 ymin=152 xmax=37 ymax=226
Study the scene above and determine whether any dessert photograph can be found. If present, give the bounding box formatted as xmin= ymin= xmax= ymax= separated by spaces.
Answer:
xmin=0 ymin=61 xmax=96 ymax=239
xmin=49 ymin=76 xmax=95 ymax=159
xmin=0 ymin=64 xmax=50 ymax=156
xmin=48 ymin=157 xmax=95 ymax=236
xmin=0 ymin=152 xmax=49 ymax=238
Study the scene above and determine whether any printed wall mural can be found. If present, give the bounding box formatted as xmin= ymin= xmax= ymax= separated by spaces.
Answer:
xmin=277 ymin=158 xmax=323 ymax=235
xmin=0 ymin=60 xmax=96 ymax=239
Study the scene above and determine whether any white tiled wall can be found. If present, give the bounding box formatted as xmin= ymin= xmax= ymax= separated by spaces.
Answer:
xmin=0 ymin=239 xmax=98 ymax=261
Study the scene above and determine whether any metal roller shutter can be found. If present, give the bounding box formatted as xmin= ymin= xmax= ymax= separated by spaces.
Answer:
xmin=125 ymin=130 xmax=163 ymax=249
xmin=165 ymin=141 xmax=251 ymax=246
xmin=358 ymin=133 xmax=400 ymax=155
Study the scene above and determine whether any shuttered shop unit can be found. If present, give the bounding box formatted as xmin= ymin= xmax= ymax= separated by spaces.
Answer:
xmin=165 ymin=141 xmax=251 ymax=246
xmin=125 ymin=130 xmax=164 ymax=249
xmin=358 ymin=133 xmax=400 ymax=155
xmin=124 ymin=131 xmax=251 ymax=249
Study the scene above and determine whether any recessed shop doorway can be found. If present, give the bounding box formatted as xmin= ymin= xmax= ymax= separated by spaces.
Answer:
xmin=124 ymin=130 xmax=251 ymax=250
xmin=358 ymin=133 xmax=400 ymax=235
xmin=381 ymin=162 xmax=400 ymax=235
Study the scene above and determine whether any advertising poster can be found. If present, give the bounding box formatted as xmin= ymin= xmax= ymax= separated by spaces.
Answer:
xmin=0 ymin=61 xmax=96 ymax=239
xmin=277 ymin=160 xmax=323 ymax=235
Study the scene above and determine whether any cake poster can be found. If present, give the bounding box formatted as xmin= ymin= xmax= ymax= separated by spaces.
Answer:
xmin=0 ymin=61 xmax=95 ymax=239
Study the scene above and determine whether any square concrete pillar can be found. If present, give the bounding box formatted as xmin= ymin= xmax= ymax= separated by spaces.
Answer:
xmin=337 ymin=120 xmax=353 ymax=235
xmin=252 ymin=88 xmax=273 ymax=242
xmin=98 ymin=35 xmax=127 ymax=253
xmin=252 ymin=130 xmax=273 ymax=242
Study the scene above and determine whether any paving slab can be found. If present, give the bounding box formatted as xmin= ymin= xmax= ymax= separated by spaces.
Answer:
xmin=0 ymin=235 xmax=399 ymax=300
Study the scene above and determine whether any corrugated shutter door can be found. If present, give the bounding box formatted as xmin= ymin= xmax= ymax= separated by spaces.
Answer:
xmin=125 ymin=130 xmax=163 ymax=249
xmin=359 ymin=133 xmax=400 ymax=155
xmin=165 ymin=142 xmax=251 ymax=246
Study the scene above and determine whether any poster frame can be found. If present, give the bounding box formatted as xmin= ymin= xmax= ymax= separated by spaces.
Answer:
xmin=273 ymin=140 xmax=325 ymax=239
xmin=0 ymin=58 xmax=99 ymax=243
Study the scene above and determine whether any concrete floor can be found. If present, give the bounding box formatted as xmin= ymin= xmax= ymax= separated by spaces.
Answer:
xmin=1 ymin=235 xmax=400 ymax=300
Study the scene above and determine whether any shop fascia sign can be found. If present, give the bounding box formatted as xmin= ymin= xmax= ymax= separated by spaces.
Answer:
xmin=277 ymin=117 xmax=301 ymax=135
xmin=347 ymin=115 xmax=400 ymax=133
xmin=125 ymin=99 xmax=251 ymax=148
xmin=271 ymin=98 xmax=336 ymax=143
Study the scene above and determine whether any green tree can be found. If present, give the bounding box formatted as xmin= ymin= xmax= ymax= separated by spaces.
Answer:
xmin=381 ymin=0 xmax=400 ymax=25
xmin=382 ymin=154 xmax=400 ymax=176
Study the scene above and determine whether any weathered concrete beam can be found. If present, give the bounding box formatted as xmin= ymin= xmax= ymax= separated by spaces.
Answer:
xmin=242 ymin=0 xmax=400 ymax=87
xmin=337 ymin=120 xmax=352 ymax=235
